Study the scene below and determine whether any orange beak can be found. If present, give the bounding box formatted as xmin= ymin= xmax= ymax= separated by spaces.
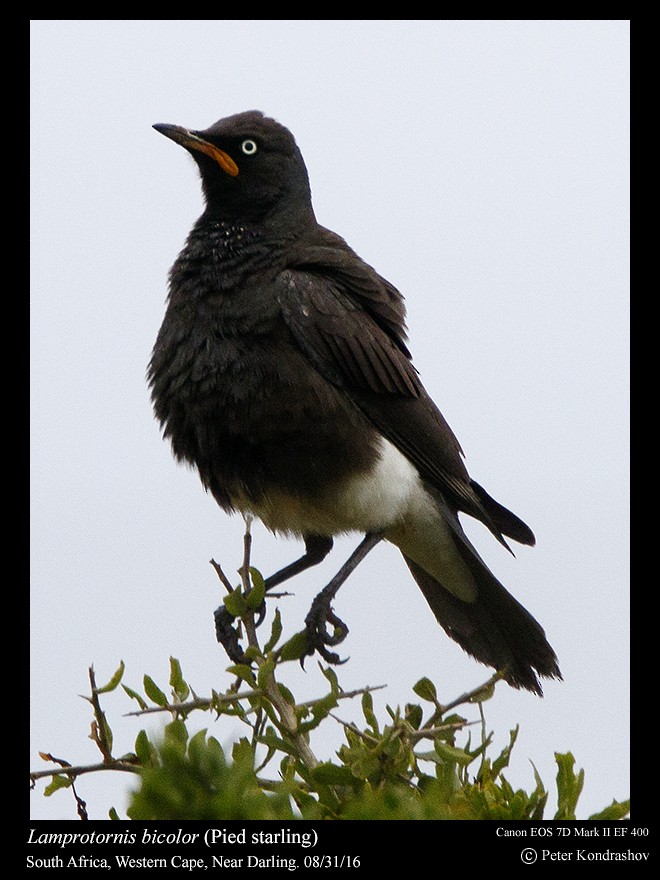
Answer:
xmin=153 ymin=123 xmax=239 ymax=177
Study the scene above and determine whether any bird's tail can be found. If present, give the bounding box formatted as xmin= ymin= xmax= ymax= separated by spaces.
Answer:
xmin=469 ymin=479 xmax=537 ymax=547
xmin=392 ymin=487 xmax=561 ymax=694
xmin=402 ymin=539 xmax=561 ymax=694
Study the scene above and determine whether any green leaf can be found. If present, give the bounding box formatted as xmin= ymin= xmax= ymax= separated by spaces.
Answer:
xmin=255 ymin=695 xmax=280 ymax=725
xmin=589 ymin=799 xmax=630 ymax=820
xmin=349 ymin=752 xmax=381 ymax=781
xmin=554 ymin=752 xmax=584 ymax=820
xmin=226 ymin=664 xmax=257 ymax=687
xmin=405 ymin=703 xmax=423 ymax=730
xmin=100 ymin=715 xmax=114 ymax=755
xmin=321 ymin=665 xmax=339 ymax=694
xmin=264 ymin=608 xmax=283 ymax=653
xmin=414 ymin=749 xmax=444 ymax=764
xmin=210 ymin=689 xmax=246 ymax=720
xmin=313 ymin=692 xmax=338 ymax=719
xmin=108 ymin=807 xmax=121 ymax=820
xmin=277 ymin=682 xmax=296 ymax=707
xmin=188 ymin=728 xmax=211 ymax=763
xmin=491 ymin=726 xmax=519 ymax=777
xmin=434 ymin=740 xmax=474 ymax=767
xmin=232 ymin=737 xmax=255 ymax=766
xmin=259 ymin=727 xmax=295 ymax=756
xmin=143 ymin=675 xmax=168 ymax=707
xmin=224 ymin=589 xmax=248 ymax=617
xmin=299 ymin=692 xmax=339 ymax=733
xmin=163 ymin=718 xmax=189 ymax=748
xmin=169 ymin=657 xmax=190 ymax=701
xmin=413 ymin=677 xmax=438 ymax=704
xmin=44 ymin=774 xmax=72 ymax=796
xmin=246 ymin=568 xmax=266 ymax=610
xmin=528 ymin=763 xmax=549 ymax=820
xmin=96 ymin=661 xmax=125 ymax=694
xmin=256 ymin=656 xmax=276 ymax=691
xmin=310 ymin=761 xmax=356 ymax=786
xmin=122 ymin=684 xmax=148 ymax=711
xmin=279 ymin=630 xmax=309 ymax=661
xmin=134 ymin=729 xmax=157 ymax=766
xmin=361 ymin=691 xmax=379 ymax=733
xmin=243 ymin=645 xmax=262 ymax=663
xmin=468 ymin=680 xmax=497 ymax=703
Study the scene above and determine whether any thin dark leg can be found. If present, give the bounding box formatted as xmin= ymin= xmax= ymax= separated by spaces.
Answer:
xmin=264 ymin=534 xmax=334 ymax=590
xmin=214 ymin=534 xmax=334 ymax=662
xmin=305 ymin=532 xmax=383 ymax=664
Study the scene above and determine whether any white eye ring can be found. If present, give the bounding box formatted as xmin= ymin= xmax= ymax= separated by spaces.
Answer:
xmin=241 ymin=139 xmax=258 ymax=155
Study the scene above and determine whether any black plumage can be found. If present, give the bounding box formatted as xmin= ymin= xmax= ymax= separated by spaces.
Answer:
xmin=149 ymin=110 xmax=561 ymax=694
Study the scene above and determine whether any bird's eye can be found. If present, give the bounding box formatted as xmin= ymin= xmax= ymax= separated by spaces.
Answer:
xmin=241 ymin=139 xmax=258 ymax=155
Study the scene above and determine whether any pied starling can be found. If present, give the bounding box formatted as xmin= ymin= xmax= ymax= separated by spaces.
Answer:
xmin=149 ymin=110 xmax=561 ymax=694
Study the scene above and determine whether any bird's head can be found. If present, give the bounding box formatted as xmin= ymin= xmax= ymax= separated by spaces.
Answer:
xmin=153 ymin=110 xmax=314 ymax=227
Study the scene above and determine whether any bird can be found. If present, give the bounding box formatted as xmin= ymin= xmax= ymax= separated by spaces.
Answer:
xmin=149 ymin=110 xmax=561 ymax=695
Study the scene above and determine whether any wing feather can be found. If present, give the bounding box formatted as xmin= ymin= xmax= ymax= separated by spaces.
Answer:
xmin=276 ymin=259 xmax=530 ymax=546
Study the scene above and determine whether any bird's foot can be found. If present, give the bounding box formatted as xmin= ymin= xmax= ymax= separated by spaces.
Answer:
xmin=303 ymin=593 xmax=349 ymax=665
xmin=214 ymin=585 xmax=268 ymax=665
xmin=214 ymin=605 xmax=247 ymax=664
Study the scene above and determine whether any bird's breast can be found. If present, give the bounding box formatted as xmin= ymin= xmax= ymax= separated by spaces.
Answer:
xmin=151 ymin=305 xmax=386 ymax=514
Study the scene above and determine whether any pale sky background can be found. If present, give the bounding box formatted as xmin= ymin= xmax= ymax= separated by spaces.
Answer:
xmin=30 ymin=20 xmax=629 ymax=821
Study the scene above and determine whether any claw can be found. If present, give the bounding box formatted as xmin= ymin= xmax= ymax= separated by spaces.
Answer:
xmin=322 ymin=609 xmax=349 ymax=645
xmin=304 ymin=596 xmax=350 ymax=665
xmin=254 ymin=600 xmax=267 ymax=628
xmin=214 ymin=605 xmax=246 ymax=664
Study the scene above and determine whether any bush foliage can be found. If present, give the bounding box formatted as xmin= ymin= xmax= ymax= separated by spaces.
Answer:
xmin=31 ymin=552 xmax=630 ymax=821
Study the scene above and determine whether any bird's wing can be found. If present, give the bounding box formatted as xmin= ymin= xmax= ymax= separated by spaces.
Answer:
xmin=276 ymin=260 xmax=534 ymax=545
xmin=287 ymin=232 xmax=413 ymax=355
xmin=278 ymin=265 xmax=422 ymax=397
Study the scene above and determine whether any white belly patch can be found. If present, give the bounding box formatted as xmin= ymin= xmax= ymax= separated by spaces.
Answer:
xmin=235 ymin=435 xmax=478 ymax=602
xmin=239 ymin=436 xmax=418 ymax=536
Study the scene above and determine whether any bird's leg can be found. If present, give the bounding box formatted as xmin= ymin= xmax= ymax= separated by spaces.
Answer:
xmin=304 ymin=532 xmax=383 ymax=664
xmin=264 ymin=534 xmax=334 ymax=590
xmin=252 ymin=534 xmax=334 ymax=626
xmin=214 ymin=534 xmax=334 ymax=662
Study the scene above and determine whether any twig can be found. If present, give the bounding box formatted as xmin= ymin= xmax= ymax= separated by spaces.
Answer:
xmin=330 ymin=712 xmax=473 ymax=743
xmin=427 ymin=671 xmax=504 ymax=725
xmin=259 ymin=665 xmax=319 ymax=769
xmin=328 ymin=714 xmax=380 ymax=746
xmin=210 ymin=559 xmax=234 ymax=594
xmin=257 ymin=775 xmax=313 ymax=794
xmin=298 ymin=683 xmax=386 ymax=708
xmin=240 ymin=517 xmax=260 ymax=653
xmin=85 ymin=666 xmax=113 ymax=763
xmin=408 ymin=719 xmax=478 ymax=743
xmin=71 ymin=779 xmax=89 ymax=821
xmin=123 ymin=684 xmax=387 ymax=724
xmin=241 ymin=515 xmax=253 ymax=589
xmin=212 ymin=520 xmax=320 ymax=771
xmin=30 ymin=760 xmax=141 ymax=782
xmin=123 ymin=689 xmax=262 ymax=717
